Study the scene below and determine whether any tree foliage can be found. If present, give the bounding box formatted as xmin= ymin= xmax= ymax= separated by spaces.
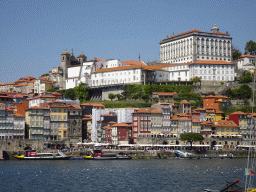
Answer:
xmin=227 ymin=84 xmax=252 ymax=99
xmin=245 ymin=40 xmax=256 ymax=55
xmin=116 ymin=94 xmax=123 ymax=101
xmin=190 ymin=76 xmax=201 ymax=86
xmin=239 ymin=72 xmax=253 ymax=84
xmin=63 ymin=89 xmax=76 ymax=100
xmin=47 ymin=88 xmax=57 ymax=92
xmin=232 ymin=48 xmax=242 ymax=61
xmin=108 ymin=93 xmax=116 ymax=101
xmin=73 ymin=83 xmax=89 ymax=103
xmin=57 ymin=83 xmax=89 ymax=103
xmin=180 ymin=133 xmax=204 ymax=149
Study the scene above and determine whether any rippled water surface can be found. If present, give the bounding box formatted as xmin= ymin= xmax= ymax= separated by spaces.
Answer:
xmin=0 ymin=158 xmax=252 ymax=191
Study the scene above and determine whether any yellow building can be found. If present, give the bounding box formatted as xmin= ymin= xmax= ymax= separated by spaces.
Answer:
xmin=50 ymin=101 xmax=68 ymax=140
xmin=191 ymin=120 xmax=201 ymax=133
xmin=205 ymin=108 xmax=224 ymax=122
xmin=212 ymin=120 xmax=239 ymax=136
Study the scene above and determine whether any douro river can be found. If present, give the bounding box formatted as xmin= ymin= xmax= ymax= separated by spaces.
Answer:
xmin=0 ymin=158 xmax=252 ymax=191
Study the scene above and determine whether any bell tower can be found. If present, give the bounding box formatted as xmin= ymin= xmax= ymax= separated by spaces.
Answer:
xmin=61 ymin=49 xmax=70 ymax=89
xmin=77 ymin=51 xmax=87 ymax=65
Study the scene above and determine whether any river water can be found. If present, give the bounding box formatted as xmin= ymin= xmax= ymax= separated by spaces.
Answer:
xmin=0 ymin=158 xmax=254 ymax=192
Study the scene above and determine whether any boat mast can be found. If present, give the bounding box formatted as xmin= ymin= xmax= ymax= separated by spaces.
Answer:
xmin=245 ymin=69 xmax=256 ymax=191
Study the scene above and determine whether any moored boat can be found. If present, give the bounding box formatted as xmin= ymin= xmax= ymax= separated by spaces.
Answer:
xmin=14 ymin=150 xmax=70 ymax=160
xmin=82 ymin=148 xmax=132 ymax=160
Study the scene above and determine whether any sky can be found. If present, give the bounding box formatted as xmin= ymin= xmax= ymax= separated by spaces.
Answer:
xmin=0 ymin=0 xmax=256 ymax=83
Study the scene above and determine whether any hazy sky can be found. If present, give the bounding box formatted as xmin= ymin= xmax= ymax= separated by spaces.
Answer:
xmin=1 ymin=0 xmax=255 ymax=83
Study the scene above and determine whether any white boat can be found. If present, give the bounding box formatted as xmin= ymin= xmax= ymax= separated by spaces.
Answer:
xmin=14 ymin=150 xmax=70 ymax=160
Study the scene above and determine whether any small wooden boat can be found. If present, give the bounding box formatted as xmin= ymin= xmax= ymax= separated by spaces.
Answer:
xmin=14 ymin=150 xmax=70 ymax=160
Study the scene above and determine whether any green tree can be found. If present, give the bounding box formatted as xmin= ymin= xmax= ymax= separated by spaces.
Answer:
xmin=63 ymin=89 xmax=76 ymax=100
xmin=239 ymin=72 xmax=253 ymax=83
xmin=116 ymin=94 xmax=123 ymax=101
xmin=108 ymin=93 xmax=116 ymax=101
xmin=47 ymin=88 xmax=57 ymax=92
xmin=226 ymin=88 xmax=234 ymax=98
xmin=190 ymin=76 xmax=201 ymax=87
xmin=74 ymin=83 xmax=89 ymax=103
xmin=141 ymin=94 xmax=150 ymax=102
xmin=232 ymin=48 xmax=242 ymax=61
xmin=180 ymin=133 xmax=204 ymax=149
xmin=131 ymin=94 xmax=139 ymax=100
xmin=237 ymin=84 xmax=252 ymax=99
xmin=245 ymin=40 xmax=256 ymax=55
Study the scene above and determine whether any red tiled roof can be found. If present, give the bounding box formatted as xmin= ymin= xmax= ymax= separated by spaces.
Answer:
xmin=152 ymin=92 xmax=178 ymax=96
xmin=212 ymin=120 xmax=238 ymax=127
xmin=28 ymin=106 xmax=49 ymax=110
xmin=204 ymin=95 xmax=229 ymax=99
xmin=122 ymin=60 xmax=147 ymax=67
xmin=93 ymin=65 xmax=166 ymax=73
xmin=80 ymin=103 xmax=105 ymax=107
xmin=133 ymin=108 xmax=162 ymax=114
xmin=68 ymin=105 xmax=82 ymax=110
xmin=163 ymin=29 xmax=230 ymax=41
xmin=189 ymin=60 xmax=233 ymax=65
xmin=229 ymin=111 xmax=247 ymax=115
xmin=112 ymin=123 xmax=132 ymax=127
xmin=240 ymin=55 xmax=256 ymax=58
xmin=180 ymin=100 xmax=191 ymax=104
xmin=164 ymin=29 xmax=204 ymax=40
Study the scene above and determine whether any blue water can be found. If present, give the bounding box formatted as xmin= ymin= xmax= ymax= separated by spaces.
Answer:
xmin=0 ymin=159 xmax=252 ymax=192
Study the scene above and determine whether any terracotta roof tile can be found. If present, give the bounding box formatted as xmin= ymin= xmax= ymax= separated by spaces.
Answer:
xmin=122 ymin=60 xmax=147 ymax=66
xmin=133 ymin=108 xmax=162 ymax=114
xmin=80 ymin=103 xmax=105 ymax=107
xmin=164 ymin=29 xmax=204 ymax=40
xmin=93 ymin=65 xmax=167 ymax=73
xmin=152 ymin=92 xmax=178 ymax=96
xmin=180 ymin=100 xmax=191 ymax=104
xmin=112 ymin=123 xmax=132 ymax=127
xmin=212 ymin=120 xmax=238 ymax=127
xmin=240 ymin=55 xmax=256 ymax=58
xmin=190 ymin=60 xmax=233 ymax=65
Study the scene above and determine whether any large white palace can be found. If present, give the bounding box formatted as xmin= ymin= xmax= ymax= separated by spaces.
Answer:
xmin=159 ymin=25 xmax=232 ymax=64
xmin=156 ymin=60 xmax=235 ymax=82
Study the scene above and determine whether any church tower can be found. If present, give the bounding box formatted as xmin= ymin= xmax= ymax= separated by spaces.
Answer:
xmin=61 ymin=49 xmax=70 ymax=89
xmin=77 ymin=51 xmax=87 ymax=65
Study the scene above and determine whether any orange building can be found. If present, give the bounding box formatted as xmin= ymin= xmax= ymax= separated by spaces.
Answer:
xmin=203 ymin=95 xmax=230 ymax=111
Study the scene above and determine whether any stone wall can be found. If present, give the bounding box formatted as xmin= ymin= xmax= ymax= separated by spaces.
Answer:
xmin=102 ymin=86 xmax=125 ymax=101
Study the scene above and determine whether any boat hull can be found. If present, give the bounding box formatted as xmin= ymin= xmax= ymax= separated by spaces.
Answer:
xmin=83 ymin=156 xmax=132 ymax=160
xmin=15 ymin=156 xmax=70 ymax=160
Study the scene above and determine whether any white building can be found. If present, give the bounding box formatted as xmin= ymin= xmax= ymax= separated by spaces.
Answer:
xmin=116 ymin=108 xmax=135 ymax=124
xmin=66 ymin=61 xmax=94 ymax=89
xmin=13 ymin=114 xmax=25 ymax=139
xmin=157 ymin=60 xmax=235 ymax=82
xmin=160 ymin=25 xmax=232 ymax=64
xmin=89 ymin=65 xmax=169 ymax=87
xmin=237 ymin=55 xmax=256 ymax=70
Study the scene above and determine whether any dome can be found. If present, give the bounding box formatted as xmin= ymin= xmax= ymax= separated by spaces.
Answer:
xmin=62 ymin=50 xmax=70 ymax=55
xmin=79 ymin=51 xmax=86 ymax=57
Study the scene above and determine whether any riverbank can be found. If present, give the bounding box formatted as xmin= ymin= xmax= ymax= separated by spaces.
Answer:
xmin=4 ymin=149 xmax=254 ymax=160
